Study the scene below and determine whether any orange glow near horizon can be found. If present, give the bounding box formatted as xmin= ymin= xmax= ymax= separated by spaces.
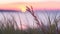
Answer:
xmin=0 ymin=2 xmax=60 ymax=11
xmin=18 ymin=5 xmax=26 ymax=12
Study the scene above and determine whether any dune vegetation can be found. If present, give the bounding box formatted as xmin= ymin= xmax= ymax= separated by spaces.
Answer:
xmin=0 ymin=6 xmax=60 ymax=34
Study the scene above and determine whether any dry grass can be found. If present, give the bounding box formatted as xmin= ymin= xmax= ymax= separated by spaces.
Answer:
xmin=0 ymin=6 xmax=60 ymax=34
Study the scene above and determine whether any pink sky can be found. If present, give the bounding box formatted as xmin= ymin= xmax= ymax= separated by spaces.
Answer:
xmin=0 ymin=1 xmax=60 ymax=10
xmin=0 ymin=0 xmax=60 ymax=29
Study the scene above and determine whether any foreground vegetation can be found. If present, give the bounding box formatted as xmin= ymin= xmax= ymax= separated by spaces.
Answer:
xmin=0 ymin=15 xmax=60 ymax=34
xmin=0 ymin=6 xmax=60 ymax=34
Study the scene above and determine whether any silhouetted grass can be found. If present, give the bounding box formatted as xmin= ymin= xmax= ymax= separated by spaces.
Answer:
xmin=0 ymin=6 xmax=60 ymax=34
xmin=26 ymin=6 xmax=60 ymax=34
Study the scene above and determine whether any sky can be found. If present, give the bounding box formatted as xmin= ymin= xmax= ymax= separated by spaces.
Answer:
xmin=0 ymin=0 xmax=60 ymax=11
xmin=0 ymin=0 xmax=60 ymax=29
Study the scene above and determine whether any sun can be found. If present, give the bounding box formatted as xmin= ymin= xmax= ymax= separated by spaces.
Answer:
xmin=18 ymin=5 xmax=26 ymax=12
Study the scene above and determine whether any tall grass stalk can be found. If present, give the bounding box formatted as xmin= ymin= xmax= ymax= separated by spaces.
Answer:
xmin=26 ymin=6 xmax=46 ymax=34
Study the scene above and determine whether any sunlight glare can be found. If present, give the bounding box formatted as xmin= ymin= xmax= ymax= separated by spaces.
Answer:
xmin=18 ymin=5 xmax=26 ymax=12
